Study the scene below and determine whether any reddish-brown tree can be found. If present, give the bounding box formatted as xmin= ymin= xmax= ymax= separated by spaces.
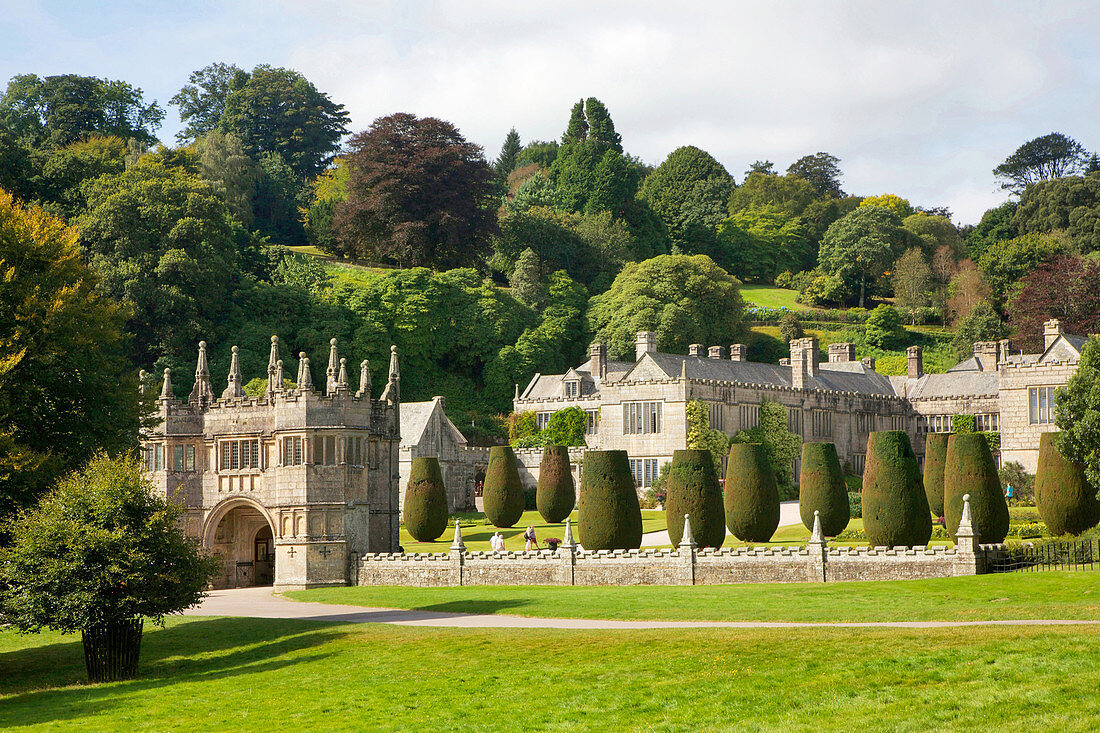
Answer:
xmin=335 ymin=113 xmax=497 ymax=268
xmin=1009 ymin=254 xmax=1100 ymax=351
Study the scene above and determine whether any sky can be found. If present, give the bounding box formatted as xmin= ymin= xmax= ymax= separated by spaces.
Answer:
xmin=3 ymin=0 xmax=1099 ymax=224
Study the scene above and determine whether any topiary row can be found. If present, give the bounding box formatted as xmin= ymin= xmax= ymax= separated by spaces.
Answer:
xmin=483 ymin=445 xmax=524 ymax=528
xmin=944 ymin=433 xmax=1008 ymax=544
xmin=798 ymin=442 xmax=849 ymax=536
xmin=664 ymin=449 xmax=724 ymax=548
xmin=1035 ymin=432 xmax=1100 ymax=536
xmin=403 ymin=457 xmax=449 ymax=541
xmin=862 ymin=431 xmax=932 ymax=547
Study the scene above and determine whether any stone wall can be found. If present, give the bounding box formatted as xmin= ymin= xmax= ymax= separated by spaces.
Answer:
xmin=998 ymin=358 xmax=1079 ymax=471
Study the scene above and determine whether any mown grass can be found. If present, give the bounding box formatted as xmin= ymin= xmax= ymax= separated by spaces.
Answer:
xmin=3 ymin=617 xmax=1099 ymax=731
xmin=289 ymin=571 xmax=1100 ymax=623
xmin=740 ymin=284 xmax=817 ymax=311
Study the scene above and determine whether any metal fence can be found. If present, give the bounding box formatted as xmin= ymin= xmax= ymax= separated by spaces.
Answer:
xmin=989 ymin=538 xmax=1100 ymax=573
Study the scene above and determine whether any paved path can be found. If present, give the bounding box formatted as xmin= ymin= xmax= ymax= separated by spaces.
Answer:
xmin=641 ymin=500 xmax=803 ymax=547
xmin=184 ymin=587 xmax=1100 ymax=630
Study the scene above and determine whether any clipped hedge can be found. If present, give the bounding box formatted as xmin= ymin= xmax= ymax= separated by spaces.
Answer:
xmin=798 ymin=442 xmax=850 ymax=536
xmin=944 ymin=433 xmax=1009 ymax=544
xmin=577 ymin=450 xmax=642 ymax=550
xmin=665 ymin=449 xmax=725 ymax=548
xmin=862 ymin=431 xmax=932 ymax=547
xmin=1035 ymin=432 xmax=1100 ymax=536
xmin=724 ymin=443 xmax=780 ymax=542
xmin=536 ymin=446 xmax=575 ymax=523
xmin=923 ymin=433 xmax=950 ymax=518
xmin=403 ymin=457 xmax=449 ymax=541
xmin=483 ymin=446 xmax=525 ymax=528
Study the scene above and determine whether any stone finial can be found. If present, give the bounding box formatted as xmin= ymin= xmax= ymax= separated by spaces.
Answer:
xmin=956 ymin=493 xmax=978 ymax=554
xmin=188 ymin=341 xmax=215 ymax=406
xmin=337 ymin=357 xmax=349 ymax=390
xmin=514 ymin=383 xmax=520 ymax=401
xmin=450 ymin=519 xmax=466 ymax=552
xmin=274 ymin=360 xmax=284 ymax=393
xmin=809 ymin=510 xmax=824 ymax=545
xmin=380 ymin=345 xmax=400 ymax=404
xmin=266 ymin=336 xmax=280 ymax=397
xmin=298 ymin=353 xmax=314 ymax=391
xmin=356 ymin=359 xmax=371 ymax=398
xmin=679 ymin=514 xmax=697 ymax=549
xmin=138 ymin=369 xmax=148 ymax=396
xmin=562 ymin=517 xmax=576 ymax=549
xmin=326 ymin=338 xmax=339 ymax=395
xmin=159 ymin=367 xmax=173 ymax=401
xmin=221 ymin=345 xmax=244 ymax=399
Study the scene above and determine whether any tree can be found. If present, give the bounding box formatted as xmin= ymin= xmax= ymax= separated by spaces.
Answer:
xmin=494 ymin=128 xmax=522 ymax=181
xmin=715 ymin=206 xmax=811 ymax=281
xmin=0 ymin=74 xmax=164 ymax=148
xmin=549 ymin=98 xmax=638 ymax=215
xmin=665 ymin=449 xmax=725 ymax=548
xmin=193 ymin=130 xmax=257 ymax=226
xmin=728 ymin=171 xmax=816 ymax=217
xmin=861 ymin=431 xmax=931 ymax=547
xmin=1056 ymin=336 xmax=1100 ymax=489
xmin=860 ymin=194 xmax=913 ymax=218
xmin=639 ymin=145 xmax=732 ymax=248
xmin=336 ymin=113 xmax=497 ymax=269
xmin=946 ymin=260 xmax=990 ymax=323
xmin=0 ymin=454 xmax=218 ymax=681
xmin=994 ymin=132 xmax=1088 ymax=194
xmin=515 ymin=140 xmax=559 ymax=169
xmin=75 ymin=158 xmax=240 ymax=363
xmin=536 ymin=446 xmax=575 ymax=523
xmin=252 ymin=151 xmax=304 ymax=242
xmin=587 ymin=255 xmax=745 ymax=360
xmin=219 ymin=65 xmax=349 ymax=178
xmin=36 ymin=135 xmax=129 ymax=218
xmin=483 ymin=446 xmax=524 ymax=528
xmin=892 ymin=248 xmax=932 ymax=320
xmin=863 ymin=305 xmax=906 ymax=349
xmin=509 ymin=247 xmax=547 ymax=308
xmin=578 ymin=450 xmax=643 ymax=550
xmin=966 ymin=202 xmax=1017 ymax=260
xmin=951 ymin=302 xmax=1008 ymax=359
xmin=923 ymin=433 xmax=950 ymax=518
xmin=744 ymin=160 xmax=775 ymax=177
xmin=944 ymin=434 xmax=1009 ymax=544
xmin=303 ymin=158 xmax=348 ymax=253
xmin=798 ymin=442 xmax=849 ymax=536
xmin=732 ymin=401 xmax=801 ymax=499
xmin=403 ymin=457 xmax=449 ymax=541
xmin=818 ymin=206 xmax=910 ymax=307
xmin=1008 ymin=255 xmax=1100 ymax=352
xmin=1013 ymin=173 xmax=1100 ymax=253
xmin=1035 ymin=432 xmax=1100 ymax=536
xmin=723 ymin=442 xmax=780 ymax=542
xmin=978 ymin=232 xmax=1068 ymax=307
xmin=170 ymin=63 xmax=247 ymax=143
xmin=902 ymin=213 xmax=963 ymax=258
xmin=0 ymin=190 xmax=141 ymax=517
xmin=786 ymin=152 xmax=843 ymax=197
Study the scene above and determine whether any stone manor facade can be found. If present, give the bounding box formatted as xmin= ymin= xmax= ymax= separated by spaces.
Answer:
xmin=513 ymin=319 xmax=1084 ymax=490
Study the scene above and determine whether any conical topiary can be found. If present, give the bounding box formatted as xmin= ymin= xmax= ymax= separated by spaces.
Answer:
xmin=944 ymin=433 xmax=1009 ymax=544
xmin=577 ymin=450 xmax=643 ymax=550
xmin=798 ymin=442 xmax=849 ymax=536
xmin=536 ymin=446 xmax=575 ymax=523
xmin=665 ymin=449 xmax=725 ymax=548
xmin=724 ymin=443 xmax=780 ymax=542
xmin=403 ymin=457 xmax=449 ymax=541
xmin=862 ymin=431 xmax=932 ymax=547
xmin=1035 ymin=432 xmax=1100 ymax=536
xmin=483 ymin=445 xmax=524 ymax=528
xmin=923 ymin=433 xmax=950 ymax=518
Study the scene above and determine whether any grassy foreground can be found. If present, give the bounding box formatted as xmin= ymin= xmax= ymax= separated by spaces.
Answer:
xmin=2 ymin=618 xmax=1099 ymax=731
xmin=289 ymin=571 xmax=1100 ymax=623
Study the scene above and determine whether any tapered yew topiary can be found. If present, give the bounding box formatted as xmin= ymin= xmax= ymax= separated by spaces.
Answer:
xmin=578 ymin=450 xmax=643 ymax=550
xmin=798 ymin=442 xmax=849 ymax=536
xmin=724 ymin=443 xmax=780 ymax=542
xmin=1035 ymin=432 xmax=1100 ymax=536
xmin=944 ymin=433 xmax=1009 ymax=544
xmin=536 ymin=446 xmax=575 ymax=523
xmin=403 ymin=457 xmax=449 ymax=541
xmin=862 ymin=431 xmax=932 ymax=547
xmin=665 ymin=449 xmax=725 ymax=548
xmin=923 ymin=433 xmax=950 ymax=518
xmin=483 ymin=446 xmax=524 ymax=528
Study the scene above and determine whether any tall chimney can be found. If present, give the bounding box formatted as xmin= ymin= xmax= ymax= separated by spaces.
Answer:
xmin=828 ymin=342 xmax=855 ymax=362
xmin=791 ymin=337 xmax=818 ymax=389
xmin=973 ymin=341 xmax=998 ymax=372
xmin=708 ymin=346 xmax=723 ymax=359
xmin=729 ymin=344 xmax=747 ymax=362
xmin=907 ymin=345 xmax=923 ymax=379
xmin=635 ymin=331 xmax=657 ymax=362
xmin=688 ymin=343 xmax=704 ymax=357
xmin=1044 ymin=319 xmax=1062 ymax=350
xmin=590 ymin=342 xmax=607 ymax=380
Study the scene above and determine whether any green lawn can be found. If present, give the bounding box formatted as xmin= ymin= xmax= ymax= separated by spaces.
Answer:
xmin=3 ymin=617 xmax=1100 ymax=731
xmin=400 ymin=509 xmax=667 ymax=553
xmin=289 ymin=571 xmax=1100 ymax=623
xmin=740 ymin=284 xmax=815 ymax=311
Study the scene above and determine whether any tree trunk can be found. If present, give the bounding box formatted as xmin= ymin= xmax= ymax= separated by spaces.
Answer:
xmin=859 ymin=277 xmax=866 ymax=309
xmin=82 ymin=618 xmax=143 ymax=682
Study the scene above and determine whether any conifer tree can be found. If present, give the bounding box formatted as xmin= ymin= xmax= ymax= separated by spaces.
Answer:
xmin=495 ymin=128 xmax=521 ymax=180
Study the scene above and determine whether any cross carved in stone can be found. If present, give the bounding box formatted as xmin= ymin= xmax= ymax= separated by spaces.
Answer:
xmin=286 ymin=547 xmax=296 ymax=557
xmin=318 ymin=545 xmax=331 ymax=558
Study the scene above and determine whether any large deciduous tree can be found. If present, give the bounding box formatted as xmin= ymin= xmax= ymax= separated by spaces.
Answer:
xmin=818 ymin=205 xmax=909 ymax=307
xmin=966 ymin=202 xmax=1018 ymax=260
xmin=336 ymin=113 xmax=497 ymax=268
xmin=0 ymin=190 xmax=140 ymax=517
xmin=170 ymin=62 xmax=248 ymax=143
xmin=1013 ymin=173 xmax=1100 ymax=253
xmin=977 ymin=231 xmax=1068 ymax=306
xmin=994 ymin=132 xmax=1088 ymax=194
xmin=640 ymin=145 xmax=733 ymax=248
xmin=1008 ymin=255 xmax=1100 ymax=352
xmin=587 ymin=254 xmax=745 ymax=360
xmin=786 ymin=152 xmax=843 ymax=198
xmin=892 ymin=247 xmax=932 ymax=320
xmin=1055 ymin=336 xmax=1100 ymax=490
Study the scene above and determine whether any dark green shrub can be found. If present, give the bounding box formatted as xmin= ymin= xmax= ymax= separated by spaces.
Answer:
xmin=798 ymin=442 xmax=850 ymax=536
xmin=577 ymin=450 xmax=643 ymax=550
xmin=862 ymin=431 xmax=932 ymax=547
xmin=779 ymin=312 xmax=804 ymax=344
xmin=523 ymin=486 xmax=537 ymax=511
xmin=723 ymin=443 xmax=780 ymax=542
xmin=1035 ymin=432 xmax=1100 ymax=536
xmin=944 ymin=433 xmax=1009 ymax=544
xmin=923 ymin=433 xmax=950 ymax=517
xmin=536 ymin=446 xmax=575 ymax=523
xmin=665 ymin=449 xmax=725 ymax=548
xmin=848 ymin=491 xmax=862 ymax=518
xmin=403 ymin=457 xmax=449 ymax=541
xmin=483 ymin=446 xmax=524 ymax=528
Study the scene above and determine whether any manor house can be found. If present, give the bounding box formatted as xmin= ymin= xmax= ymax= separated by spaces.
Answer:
xmin=513 ymin=319 xmax=1084 ymax=489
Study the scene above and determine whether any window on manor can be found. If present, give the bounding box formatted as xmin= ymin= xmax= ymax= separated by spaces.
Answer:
xmin=585 ymin=409 xmax=600 ymax=435
xmin=143 ymin=444 xmax=163 ymax=472
xmin=851 ymin=453 xmax=866 ymax=476
xmin=811 ymin=409 xmax=832 ymax=438
xmin=918 ymin=415 xmax=951 ymax=434
xmin=220 ymin=439 xmax=259 ymax=470
xmin=787 ymin=408 xmax=802 ymax=436
xmin=623 ymin=402 xmax=661 ymax=434
xmin=171 ymin=444 xmax=196 ymax=471
xmin=709 ymin=403 xmax=723 ymax=431
xmin=1030 ymin=387 xmax=1056 ymax=425
xmin=629 ymin=458 xmax=660 ymax=488
xmin=564 ymin=380 xmax=579 ymax=398
xmin=537 ymin=412 xmax=553 ymax=431
xmin=739 ymin=404 xmax=759 ymax=430
xmin=976 ymin=413 xmax=999 ymax=432
xmin=282 ymin=436 xmax=304 ymax=466
xmin=313 ymin=435 xmax=337 ymax=465
xmin=856 ymin=413 xmax=875 ymax=436
xmin=346 ymin=436 xmax=365 ymax=466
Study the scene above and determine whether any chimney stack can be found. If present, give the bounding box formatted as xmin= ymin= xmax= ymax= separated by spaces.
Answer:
xmin=828 ymin=342 xmax=855 ymax=362
xmin=688 ymin=343 xmax=704 ymax=357
xmin=973 ymin=341 xmax=999 ymax=372
xmin=635 ymin=331 xmax=657 ymax=362
xmin=791 ymin=337 xmax=819 ymax=389
xmin=861 ymin=357 xmax=876 ymax=371
xmin=1044 ymin=319 xmax=1062 ymax=350
xmin=907 ymin=346 xmax=923 ymax=379
xmin=590 ymin=342 xmax=607 ymax=380
xmin=708 ymin=346 xmax=723 ymax=359
xmin=729 ymin=344 xmax=747 ymax=362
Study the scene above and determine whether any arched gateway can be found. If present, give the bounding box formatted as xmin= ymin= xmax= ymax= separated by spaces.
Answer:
xmin=142 ymin=337 xmax=402 ymax=590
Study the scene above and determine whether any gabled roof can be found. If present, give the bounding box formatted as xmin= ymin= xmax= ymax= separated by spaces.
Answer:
xmin=400 ymin=399 xmax=467 ymax=449
xmin=1039 ymin=334 xmax=1086 ymax=363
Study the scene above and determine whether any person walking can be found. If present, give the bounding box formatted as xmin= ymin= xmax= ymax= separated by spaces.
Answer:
xmin=523 ymin=525 xmax=537 ymax=551
xmin=490 ymin=532 xmax=505 ymax=553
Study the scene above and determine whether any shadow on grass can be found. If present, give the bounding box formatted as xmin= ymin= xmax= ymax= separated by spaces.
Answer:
xmin=410 ymin=599 xmax=533 ymax=615
xmin=0 ymin=617 xmax=341 ymax=727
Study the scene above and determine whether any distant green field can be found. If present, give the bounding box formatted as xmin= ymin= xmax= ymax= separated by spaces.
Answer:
xmin=740 ymin=284 xmax=815 ymax=311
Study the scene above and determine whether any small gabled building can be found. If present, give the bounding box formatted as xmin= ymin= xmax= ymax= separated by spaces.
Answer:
xmin=398 ymin=396 xmax=488 ymax=514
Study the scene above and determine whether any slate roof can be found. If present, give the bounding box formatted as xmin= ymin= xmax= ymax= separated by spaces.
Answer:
xmin=904 ymin=371 xmax=1000 ymax=400
xmin=400 ymin=399 xmax=467 ymax=448
xmin=519 ymin=356 xmax=633 ymax=400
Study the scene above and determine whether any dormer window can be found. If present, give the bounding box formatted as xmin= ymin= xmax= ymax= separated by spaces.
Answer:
xmin=565 ymin=380 xmax=579 ymax=398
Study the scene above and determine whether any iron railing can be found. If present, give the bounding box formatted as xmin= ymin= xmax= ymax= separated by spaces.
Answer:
xmin=989 ymin=538 xmax=1100 ymax=573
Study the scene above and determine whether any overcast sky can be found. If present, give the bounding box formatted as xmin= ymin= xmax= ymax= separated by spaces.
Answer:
xmin=4 ymin=0 xmax=1098 ymax=224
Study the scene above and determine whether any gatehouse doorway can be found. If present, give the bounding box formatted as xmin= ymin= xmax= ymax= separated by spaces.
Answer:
xmin=209 ymin=501 xmax=276 ymax=589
